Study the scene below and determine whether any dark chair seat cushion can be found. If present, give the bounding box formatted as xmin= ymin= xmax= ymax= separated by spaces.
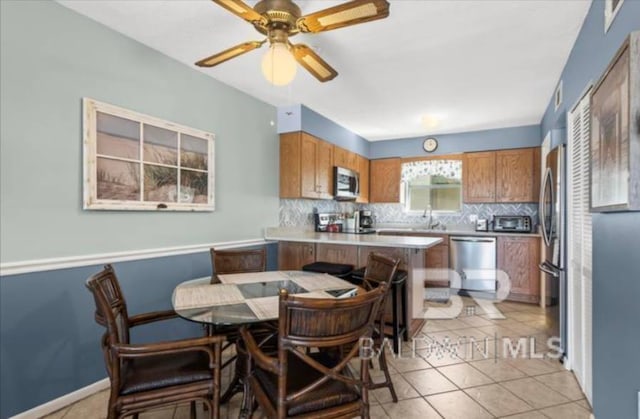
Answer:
xmin=302 ymin=262 xmax=354 ymax=278
xmin=120 ymin=351 xmax=212 ymax=395
xmin=253 ymin=351 xmax=359 ymax=416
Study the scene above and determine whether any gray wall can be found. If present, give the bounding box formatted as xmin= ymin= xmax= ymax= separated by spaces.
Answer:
xmin=277 ymin=104 xmax=370 ymax=156
xmin=0 ymin=1 xmax=279 ymax=263
xmin=538 ymin=1 xmax=640 ymax=418
xmin=369 ymin=124 xmax=541 ymax=158
xmin=592 ymin=213 xmax=640 ymax=419
xmin=0 ymin=1 xmax=281 ymax=417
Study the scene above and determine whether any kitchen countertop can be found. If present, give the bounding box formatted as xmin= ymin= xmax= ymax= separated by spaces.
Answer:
xmin=375 ymin=227 xmax=541 ymax=238
xmin=376 ymin=223 xmax=541 ymax=237
xmin=265 ymin=227 xmax=443 ymax=249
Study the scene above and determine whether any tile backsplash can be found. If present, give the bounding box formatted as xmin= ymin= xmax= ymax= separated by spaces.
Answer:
xmin=280 ymin=199 xmax=538 ymax=228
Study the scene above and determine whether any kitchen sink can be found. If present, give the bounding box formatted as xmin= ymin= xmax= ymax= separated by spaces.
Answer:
xmin=412 ymin=225 xmax=447 ymax=232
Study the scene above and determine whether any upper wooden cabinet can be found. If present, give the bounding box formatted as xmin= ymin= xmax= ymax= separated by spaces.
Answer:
xmin=496 ymin=148 xmax=536 ymax=202
xmin=370 ymin=158 xmax=401 ymax=203
xmin=280 ymin=132 xmax=333 ymax=199
xmin=333 ymin=145 xmax=358 ymax=172
xmin=463 ymin=152 xmax=496 ymax=203
xmin=356 ymin=155 xmax=370 ymax=203
xmin=464 ymin=147 xmax=541 ymax=203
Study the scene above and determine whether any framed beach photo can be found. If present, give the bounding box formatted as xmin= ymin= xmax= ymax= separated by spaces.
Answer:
xmin=590 ymin=32 xmax=640 ymax=212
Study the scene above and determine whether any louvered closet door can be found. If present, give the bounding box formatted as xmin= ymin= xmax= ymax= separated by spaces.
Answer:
xmin=567 ymin=89 xmax=593 ymax=403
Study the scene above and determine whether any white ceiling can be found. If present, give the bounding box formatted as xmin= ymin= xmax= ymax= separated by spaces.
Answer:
xmin=57 ymin=0 xmax=590 ymax=141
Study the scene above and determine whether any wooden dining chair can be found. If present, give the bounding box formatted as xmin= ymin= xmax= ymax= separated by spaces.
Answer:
xmin=86 ymin=264 xmax=224 ymax=419
xmin=359 ymin=253 xmax=401 ymax=402
xmin=209 ymin=246 xmax=275 ymax=405
xmin=240 ymin=285 xmax=387 ymax=419
xmin=210 ymin=247 xmax=266 ymax=284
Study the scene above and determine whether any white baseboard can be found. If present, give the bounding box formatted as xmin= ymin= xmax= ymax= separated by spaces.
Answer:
xmin=11 ymin=378 xmax=109 ymax=419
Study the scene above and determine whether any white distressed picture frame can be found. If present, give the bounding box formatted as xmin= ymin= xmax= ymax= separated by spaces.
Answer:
xmin=83 ymin=98 xmax=215 ymax=211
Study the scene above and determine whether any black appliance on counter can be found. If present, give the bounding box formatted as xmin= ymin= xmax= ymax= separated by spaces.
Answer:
xmin=492 ymin=215 xmax=532 ymax=232
xmin=358 ymin=210 xmax=374 ymax=230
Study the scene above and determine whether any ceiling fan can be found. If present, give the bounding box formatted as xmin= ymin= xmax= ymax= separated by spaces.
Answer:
xmin=195 ymin=0 xmax=390 ymax=84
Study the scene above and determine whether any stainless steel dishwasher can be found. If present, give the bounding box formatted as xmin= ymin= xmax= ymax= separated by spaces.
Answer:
xmin=449 ymin=236 xmax=497 ymax=292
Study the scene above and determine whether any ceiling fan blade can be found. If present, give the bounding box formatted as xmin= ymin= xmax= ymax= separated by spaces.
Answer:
xmin=290 ymin=44 xmax=338 ymax=82
xmin=195 ymin=40 xmax=265 ymax=67
xmin=297 ymin=0 xmax=390 ymax=33
xmin=211 ymin=0 xmax=267 ymax=26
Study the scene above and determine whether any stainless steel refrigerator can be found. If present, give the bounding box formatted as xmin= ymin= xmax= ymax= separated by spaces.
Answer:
xmin=539 ymin=144 xmax=567 ymax=362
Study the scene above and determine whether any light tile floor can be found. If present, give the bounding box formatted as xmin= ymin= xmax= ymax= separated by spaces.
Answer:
xmin=44 ymin=298 xmax=593 ymax=418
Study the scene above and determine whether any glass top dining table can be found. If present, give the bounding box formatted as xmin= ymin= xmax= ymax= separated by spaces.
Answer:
xmin=172 ymin=270 xmax=358 ymax=326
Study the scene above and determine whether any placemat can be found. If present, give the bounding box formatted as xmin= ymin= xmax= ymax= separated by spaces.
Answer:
xmin=174 ymin=284 xmax=244 ymax=309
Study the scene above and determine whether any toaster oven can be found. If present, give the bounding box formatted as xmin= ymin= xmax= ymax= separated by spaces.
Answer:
xmin=492 ymin=215 xmax=532 ymax=233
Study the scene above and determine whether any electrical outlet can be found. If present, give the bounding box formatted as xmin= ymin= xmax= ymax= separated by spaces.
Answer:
xmin=469 ymin=214 xmax=478 ymax=223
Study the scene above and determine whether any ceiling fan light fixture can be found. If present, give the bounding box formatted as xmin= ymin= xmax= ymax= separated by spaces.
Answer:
xmin=261 ymin=41 xmax=297 ymax=86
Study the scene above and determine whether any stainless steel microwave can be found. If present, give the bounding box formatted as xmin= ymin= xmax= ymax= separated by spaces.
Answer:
xmin=333 ymin=166 xmax=359 ymax=200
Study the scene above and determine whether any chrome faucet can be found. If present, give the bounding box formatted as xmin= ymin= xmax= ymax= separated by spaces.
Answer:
xmin=422 ymin=204 xmax=441 ymax=229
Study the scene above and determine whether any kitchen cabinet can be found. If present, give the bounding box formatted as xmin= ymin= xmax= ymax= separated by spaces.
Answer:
xmin=333 ymin=145 xmax=358 ymax=172
xmin=278 ymin=241 xmax=315 ymax=270
xmin=315 ymin=243 xmax=359 ymax=266
xmin=496 ymin=148 xmax=537 ymax=202
xmin=356 ymin=154 xmax=370 ymax=203
xmin=463 ymin=152 xmax=496 ymax=203
xmin=370 ymin=158 xmax=401 ymax=203
xmin=497 ymin=236 xmax=540 ymax=303
xmin=424 ymin=235 xmax=449 ymax=287
xmin=463 ymin=147 xmax=541 ymax=203
xmin=280 ymin=132 xmax=333 ymax=199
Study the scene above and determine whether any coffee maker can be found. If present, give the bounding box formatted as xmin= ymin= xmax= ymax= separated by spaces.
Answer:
xmin=358 ymin=210 xmax=375 ymax=231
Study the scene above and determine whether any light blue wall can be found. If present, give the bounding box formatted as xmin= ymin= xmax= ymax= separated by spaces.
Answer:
xmin=278 ymin=104 xmax=370 ymax=156
xmin=0 ymin=1 xmax=281 ymax=417
xmin=277 ymin=104 xmax=302 ymax=133
xmin=0 ymin=1 xmax=279 ymax=263
xmin=537 ymin=1 xmax=640 ymax=418
xmin=369 ymin=124 xmax=541 ymax=158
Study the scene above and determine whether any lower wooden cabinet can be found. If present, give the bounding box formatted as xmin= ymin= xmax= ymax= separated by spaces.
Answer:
xmin=315 ymin=243 xmax=358 ymax=266
xmin=358 ymin=246 xmax=408 ymax=270
xmin=278 ymin=241 xmax=315 ymax=270
xmin=424 ymin=237 xmax=449 ymax=287
xmin=497 ymin=236 xmax=541 ymax=303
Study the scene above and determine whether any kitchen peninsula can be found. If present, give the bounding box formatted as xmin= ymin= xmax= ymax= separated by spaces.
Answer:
xmin=264 ymin=227 xmax=442 ymax=337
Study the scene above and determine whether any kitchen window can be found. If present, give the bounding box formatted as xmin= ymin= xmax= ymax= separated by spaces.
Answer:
xmin=402 ymin=159 xmax=462 ymax=213
xmin=83 ymin=98 xmax=215 ymax=211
